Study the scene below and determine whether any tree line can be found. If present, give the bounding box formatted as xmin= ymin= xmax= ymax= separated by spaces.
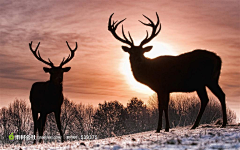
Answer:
xmin=0 ymin=94 xmax=236 ymax=144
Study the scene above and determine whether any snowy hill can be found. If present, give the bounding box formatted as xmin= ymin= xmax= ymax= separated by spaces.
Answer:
xmin=2 ymin=125 xmax=240 ymax=150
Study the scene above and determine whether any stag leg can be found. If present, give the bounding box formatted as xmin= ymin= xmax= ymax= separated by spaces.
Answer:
xmin=191 ymin=87 xmax=209 ymax=129
xmin=156 ymin=93 xmax=163 ymax=133
xmin=156 ymin=93 xmax=169 ymax=132
xmin=55 ymin=110 xmax=64 ymax=142
xmin=207 ymin=82 xmax=227 ymax=127
xmin=38 ymin=113 xmax=47 ymax=143
xmin=163 ymin=93 xmax=170 ymax=132
xmin=37 ymin=115 xmax=41 ymax=136
xmin=32 ymin=110 xmax=38 ymax=144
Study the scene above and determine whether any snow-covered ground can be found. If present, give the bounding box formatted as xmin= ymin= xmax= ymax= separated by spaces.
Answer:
xmin=1 ymin=124 xmax=240 ymax=150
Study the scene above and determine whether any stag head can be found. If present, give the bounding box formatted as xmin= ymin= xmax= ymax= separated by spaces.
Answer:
xmin=108 ymin=12 xmax=161 ymax=57
xmin=29 ymin=41 xmax=77 ymax=84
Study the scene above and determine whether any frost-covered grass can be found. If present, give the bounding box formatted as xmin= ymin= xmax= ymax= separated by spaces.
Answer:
xmin=1 ymin=124 xmax=240 ymax=150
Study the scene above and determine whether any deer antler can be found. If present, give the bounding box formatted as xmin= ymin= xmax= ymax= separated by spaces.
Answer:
xmin=139 ymin=12 xmax=161 ymax=47
xmin=59 ymin=41 xmax=78 ymax=67
xmin=108 ymin=13 xmax=134 ymax=46
xmin=29 ymin=41 xmax=54 ymax=67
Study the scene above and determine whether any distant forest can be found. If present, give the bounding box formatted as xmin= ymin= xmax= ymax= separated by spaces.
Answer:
xmin=0 ymin=94 xmax=236 ymax=144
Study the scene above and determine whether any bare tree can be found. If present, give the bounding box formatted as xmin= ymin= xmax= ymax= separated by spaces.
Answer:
xmin=0 ymin=100 xmax=32 ymax=144
xmin=60 ymin=99 xmax=78 ymax=136
xmin=9 ymin=100 xmax=32 ymax=143
xmin=92 ymin=101 xmax=126 ymax=139
xmin=126 ymin=98 xmax=149 ymax=133
xmin=0 ymin=107 xmax=11 ymax=144
xmin=108 ymin=12 xmax=227 ymax=132
xmin=81 ymin=104 xmax=95 ymax=135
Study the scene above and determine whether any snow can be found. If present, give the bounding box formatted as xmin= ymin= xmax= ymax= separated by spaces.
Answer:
xmin=1 ymin=125 xmax=240 ymax=150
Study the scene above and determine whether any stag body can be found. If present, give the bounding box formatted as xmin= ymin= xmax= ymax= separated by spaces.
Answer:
xmin=29 ymin=41 xmax=77 ymax=144
xmin=30 ymin=81 xmax=63 ymax=113
xmin=130 ymin=50 xmax=221 ymax=93
xmin=108 ymin=13 xmax=227 ymax=132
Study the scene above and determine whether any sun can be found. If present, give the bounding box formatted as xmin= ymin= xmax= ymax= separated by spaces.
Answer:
xmin=144 ymin=41 xmax=177 ymax=58
xmin=119 ymin=41 xmax=177 ymax=95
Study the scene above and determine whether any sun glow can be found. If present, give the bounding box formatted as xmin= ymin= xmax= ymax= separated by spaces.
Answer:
xmin=119 ymin=41 xmax=177 ymax=95
xmin=144 ymin=41 xmax=177 ymax=58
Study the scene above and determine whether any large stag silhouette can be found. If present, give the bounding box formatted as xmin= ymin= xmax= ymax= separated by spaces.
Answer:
xmin=29 ymin=41 xmax=77 ymax=143
xmin=108 ymin=13 xmax=227 ymax=132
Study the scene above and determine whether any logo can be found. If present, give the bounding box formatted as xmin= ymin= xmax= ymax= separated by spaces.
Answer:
xmin=9 ymin=133 xmax=14 ymax=140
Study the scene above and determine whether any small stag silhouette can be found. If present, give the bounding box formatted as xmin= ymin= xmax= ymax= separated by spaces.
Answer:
xmin=108 ymin=12 xmax=227 ymax=132
xmin=29 ymin=41 xmax=77 ymax=143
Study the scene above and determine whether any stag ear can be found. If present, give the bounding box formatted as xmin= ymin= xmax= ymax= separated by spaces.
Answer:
xmin=143 ymin=46 xmax=153 ymax=52
xmin=122 ymin=46 xmax=131 ymax=53
xmin=62 ymin=67 xmax=71 ymax=72
xmin=43 ymin=67 xmax=51 ymax=73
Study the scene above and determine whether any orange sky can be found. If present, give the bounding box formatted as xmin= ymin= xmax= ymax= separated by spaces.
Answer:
xmin=0 ymin=0 xmax=239 ymax=120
